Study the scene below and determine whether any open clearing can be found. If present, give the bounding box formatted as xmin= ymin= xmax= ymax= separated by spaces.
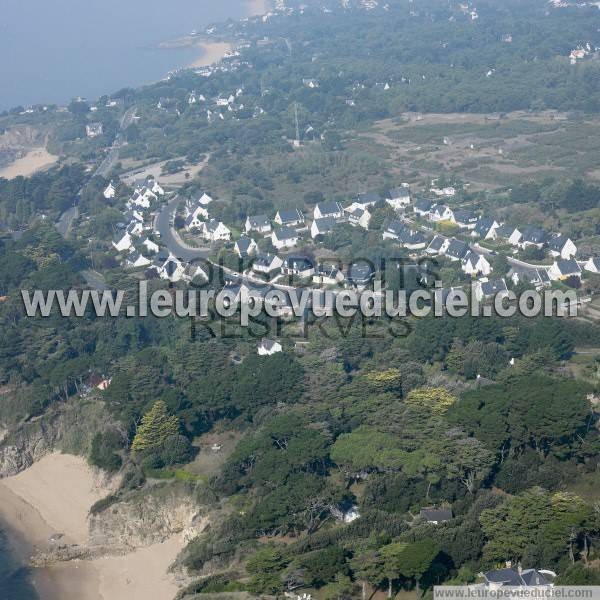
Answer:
xmin=357 ymin=110 xmax=600 ymax=190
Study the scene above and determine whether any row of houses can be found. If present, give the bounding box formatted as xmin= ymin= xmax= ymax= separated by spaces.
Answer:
xmin=412 ymin=200 xmax=580 ymax=259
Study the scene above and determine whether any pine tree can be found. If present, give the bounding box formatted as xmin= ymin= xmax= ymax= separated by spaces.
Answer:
xmin=131 ymin=400 xmax=180 ymax=452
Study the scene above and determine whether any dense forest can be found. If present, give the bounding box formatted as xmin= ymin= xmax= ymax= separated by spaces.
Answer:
xmin=1 ymin=0 xmax=600 ymax=598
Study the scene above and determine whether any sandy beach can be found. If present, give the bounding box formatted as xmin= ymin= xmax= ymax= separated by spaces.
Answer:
xmin=247 ymin=0 xmax=271 ymax=16
xmin=0 ymin=453 xmax=185 ymax=600
xmin=0 ymin=148 xmax=58 ymax=180
xmin=189 ymin=41 xmax=234 ymax=68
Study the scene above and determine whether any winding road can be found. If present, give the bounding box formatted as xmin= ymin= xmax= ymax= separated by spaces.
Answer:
xmin=154 ymin=196 xmax=211 ymax=261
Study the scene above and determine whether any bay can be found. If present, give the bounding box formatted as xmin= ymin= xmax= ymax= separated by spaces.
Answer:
xmin=0 ymin=0 xmax=255 ymax=111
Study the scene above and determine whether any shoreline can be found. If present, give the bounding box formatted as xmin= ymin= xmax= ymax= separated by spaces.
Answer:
xmin=162 ymin=0 xmax=273 ymax=70
xmin=0 ymin=453 xmax=184 ymax=600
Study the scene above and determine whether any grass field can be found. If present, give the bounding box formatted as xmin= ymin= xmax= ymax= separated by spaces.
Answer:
xmin=360 ymin=110 xmax=600 ymax=191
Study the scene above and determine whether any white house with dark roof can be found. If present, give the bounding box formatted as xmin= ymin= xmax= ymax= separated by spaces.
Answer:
xmin=258 ymin=338 xmax=283 ymax=356
xmin=103 ymin=182 xmax=116 ymax=199
xmin=271 ymin=227 xmax=299 ymax=249
xmin=548 ymin=235 xmax=577 ymax=260
xmin=462 ymin=251 xmax=492 ymax=276
xmin=429 ymin=204 xmax=454 ymax=222
xmin=182 ymin=263 xmax=208 ymax=283
xmin=141 ymin=238 xmax=160 ymax=254
xmin=419 ymin=507 xmax=453 ymax=524
xmin=235 ymin=236 xmax=258 ymax=258
xmin=445 ymin=238 xmax=471 ymax=262
xmin=126 ymin=251 xmax=151 ymax=269
xmin=311 ymin=216 xmax=337 ymax=238
xmin=127 ymin=220 xmax=144 ymax=237
xmin=112 ymin=231 xmax=133 ymax=252
xmin=201 ymin=220 xmax=231 ymax=242
xmin=519 ymin=227 xmax=549 ymax=249
xmin=252 ymin=253 xmax=283 ymax=275
xmin=157 ymin=254 xmax=186 ymax=283
xmin=452 ymin=209 xmax=478 ymax=230
xmin=549 ymin=260 xmax=582 ymax=281
xmin=313 ymin=264 xmax=344 ymax=286
xmin=475 ymin=278 xmax=509 ymax=302
xmin=314 ymin=201 xmax=344 ymax=221
xmin=245 ymin=214 xmax=272 ymax=234
xmin=511 ymin=267 xmax=551 ymax=290
xmin=481 ymin=567 xmax=556 ymax=589
xmin=355 ymin=192 xmax=382 ymax=208
xmin=494 ymin=224 xmax=522 ymax=246
xmin=472 ymin=217 xmax=500 ymax=240
xmin=413 ymin=198 xmax=434 ymax=217
xmin=185 ymin=204 xmax=209 ymax=230
xmin=382 ymin=222 xmax=426 ymax=249
xmin=346 ymin=206 xmax=371 ymax=230
xmin=282 ymin=256 xmax=314 ymax=279
xmin=274 ymin=208 xmax=305 ymax=228
xmin=386 ymin=186 xmax=411 ymax=209
xmin=584 ymin=257 xmax=600 ymax=274
xmin=426 ymin=235 xmax=450 ymax=255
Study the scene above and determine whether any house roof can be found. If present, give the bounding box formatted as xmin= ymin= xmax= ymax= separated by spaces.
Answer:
xmin=520 ymin=570 xmax=552 ymax=586
xmin=277 ymin=208 xmax=304 ymax=223
xmin=483 ymin=568 xmax=523 ymax=586
xmin=253 ymin=253 xmax=279 ymax=269
xmin=284 ymin=256 xmax=314 ymax=271
xmin=260 ymin=338 xmax=281 ymax=351
xmin=588 ymin=257 xmax=600 ymax=270
xmin=453 ymin=209 xmax=477 ymax=223
xmin=398 ymin=229 xmax=426 ymax=245
xmin=388 ymin=186 xmax=410 ymax=199
xmin=235 ymin=236 xmax=255 ymax=253
xmin=522 ymin=226 xmax=549 ymax=244
xmin=555 ymin=259 xmax=581 ymax=276
xmin=445 ymin=239 xmax=470 ymax=260
xmin=474 ymin=217 xmax=497 ymax=236
xmin=273 ymin=227 xmax=298 ymax=241
xmin=316 ymin=201 xmax=343 ymax=215
xmin=347 ymin=263 xmax=374 ymax=284
xmin=431 ymin=204 xmax=450 ymax=217
xmin=385 ymin=220 xmax=406 ymax=236
xmin=462 ymin=251 xmax=483 ymax=266
xmin=315 ymin=264 xmax=342 ymax=279
xmin=548 ymin=234 xmax=572 ymax=252
xmin=414 ymin=198 xmax=434 ymax=211
xmin=513 ymin=266 xmax=550 ymax=285
xmin=481 ymin=279 xmax=508 ymax=297
xmin=419 ymin=508 xmax=453 ymax=522
xmin=247 ymin=214 xmax=270 ymax=228
xmin=357 ymin=191 xmax=382 ymax=205
xmin=495 ymin=224 xmax=518 ymax=238
xmin=314 ymin=216 xmax=337 ymax=233
xmin=427 ymin=235 xmax=447 ymax=252
xmin=206 ymin=219 xmax=227 ymax=233
xmin=483 ymin=568 xmax=553 ymax=587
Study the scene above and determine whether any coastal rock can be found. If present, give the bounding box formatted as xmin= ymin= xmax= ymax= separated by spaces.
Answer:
xmin=89 ymin=489 xmax=206 ymax=549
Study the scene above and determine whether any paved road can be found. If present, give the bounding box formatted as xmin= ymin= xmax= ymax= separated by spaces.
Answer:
xmin=507 ymin=256 xmax=551 ymax=271
xmin=55 ymin=206 xmax=79 ymax=237
xmin=154 ymin=196 xmax=211 ymax=261
xmin=81 ymin=269 xmax=108 ymax=291
xmin=95 ymin=106 xmax=137 ymax=178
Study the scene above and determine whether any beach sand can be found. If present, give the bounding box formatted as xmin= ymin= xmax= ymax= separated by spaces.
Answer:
xmin=189 ymin=41 xmax=234 ymax=69
xmin=247 ymin=0 xmax=271 ymax=16
xmin=0 ymin=147 xmax=58 ymax=180
xmin=0 ymin=453 xmax=185 ymax=600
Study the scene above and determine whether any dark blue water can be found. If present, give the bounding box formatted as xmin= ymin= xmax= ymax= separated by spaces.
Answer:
xmin=0 ymin=0 xmax=251 ymax=111
xmin=0 ymin=526 xmax=38 ymax=600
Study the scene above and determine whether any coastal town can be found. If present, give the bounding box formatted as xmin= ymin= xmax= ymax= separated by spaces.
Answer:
xmin=1 ymin=0 xmax=600 ymax=599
